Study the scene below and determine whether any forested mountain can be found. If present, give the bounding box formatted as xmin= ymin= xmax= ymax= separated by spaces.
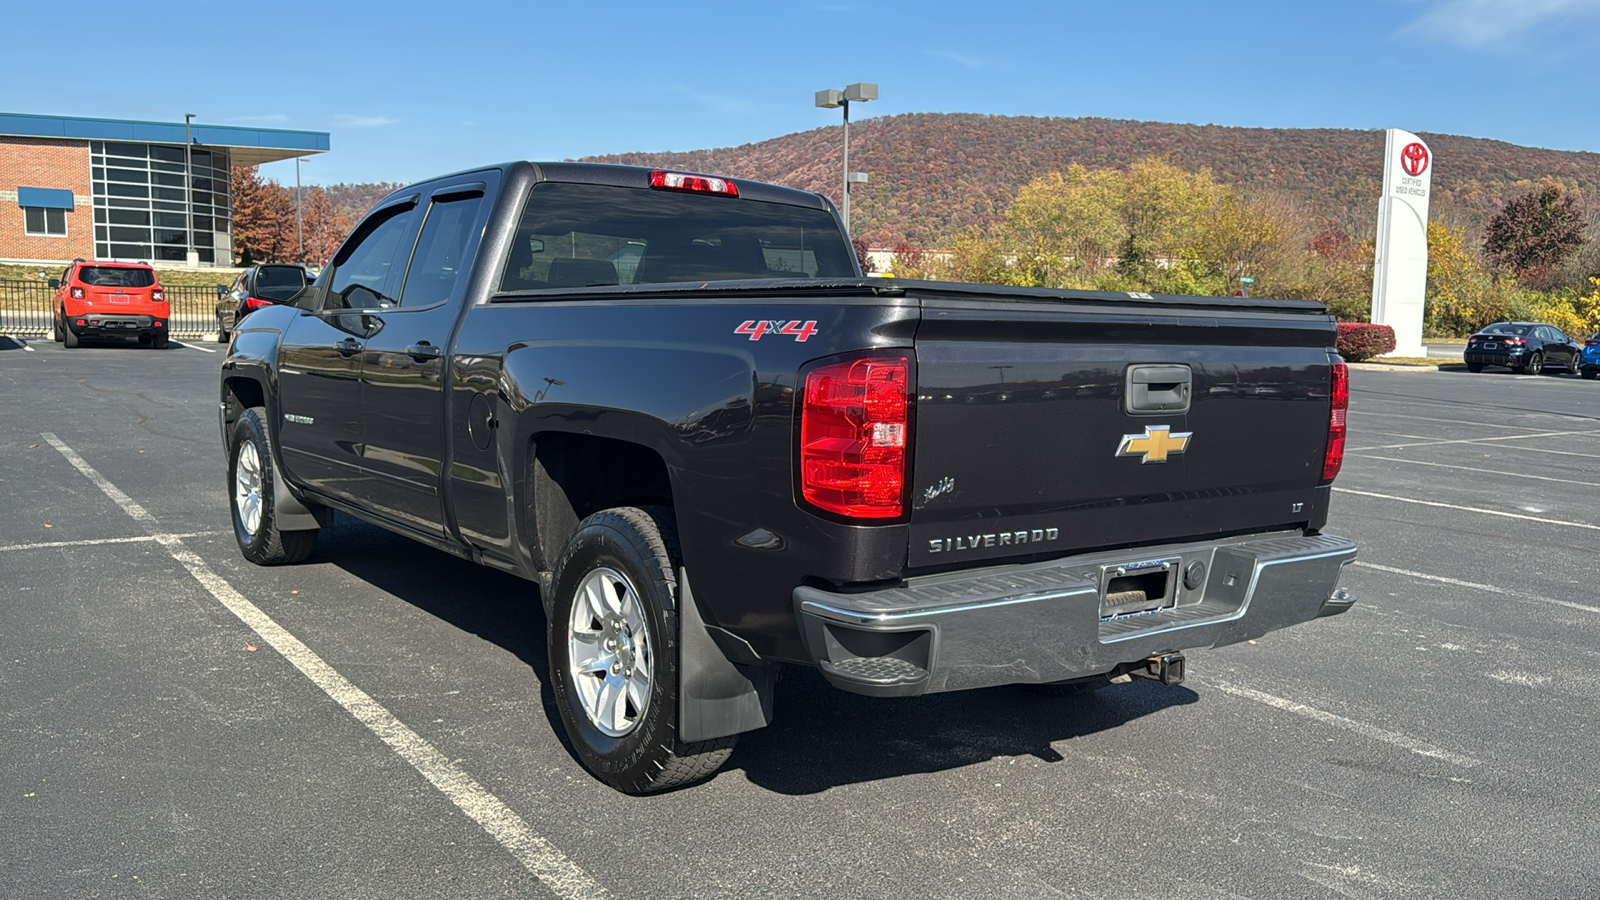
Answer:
xmin=581 ymin=113 xmax=1600 ymax=247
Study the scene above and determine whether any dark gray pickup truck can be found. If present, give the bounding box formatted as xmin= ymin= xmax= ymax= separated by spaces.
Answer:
xmin=219 ymin=161 xmax=1357 ymax=793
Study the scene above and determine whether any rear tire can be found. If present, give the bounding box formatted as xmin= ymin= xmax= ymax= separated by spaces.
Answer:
xmin=217 ymin=314 xmax=230 ymax=344
xmin=1521 ymin=352 xmax=1544 ymax=375
xmin=152 ymin=333 xmax=169 ymax=349
xmin=1466 ymin=363 xmax=1484 ymax=373
xmin=1583 ymin=367 xmax=1598 ymax=380
xmin=549 ymin=506 xmax=736 ymax=794
xmin=229 ymin=407 xmax=317 ymax=565
xmin=63 ymin=324 xmax=79 ymax=348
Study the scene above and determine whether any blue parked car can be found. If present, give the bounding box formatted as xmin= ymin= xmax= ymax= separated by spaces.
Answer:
xmin=1581 ymin=332 xmax=1600 ymax=380
xmin=1463 ymin=322 xmax=1584 ymax=375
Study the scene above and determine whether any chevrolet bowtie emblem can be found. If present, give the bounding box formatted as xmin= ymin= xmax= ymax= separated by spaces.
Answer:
xmin=1116 ymin=425 xmax=1192 ymax=464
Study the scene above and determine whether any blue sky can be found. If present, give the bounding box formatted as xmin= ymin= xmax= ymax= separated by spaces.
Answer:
xmin=3 ymin=0 xmax=1597 ymax=187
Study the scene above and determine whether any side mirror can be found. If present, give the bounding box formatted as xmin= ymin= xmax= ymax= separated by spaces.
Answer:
xmin=216 ymin=284 xmax=228 ymax=296
xmin=48 ymin=279 xmax=59 ymax=289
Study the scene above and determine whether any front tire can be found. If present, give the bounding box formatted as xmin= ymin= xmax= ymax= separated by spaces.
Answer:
xmin=549 ymin=506 xmax=735 ymax=794
xmin=52 ymin=311 xmax=62 ymax=342
xmin=229 ymin=407 xmax=317 ymax=565
xmin=1583 ymin=367 xmax=1598 ymax=380
xmin=217 ymin=314 xmax=230 ymax=344
xmin=1466 ymin=363 xmax=1484 ymax=373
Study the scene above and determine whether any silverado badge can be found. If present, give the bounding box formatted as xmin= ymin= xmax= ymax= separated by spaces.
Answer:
xmin=1116 ymin=425 xmax=1191 ymax=464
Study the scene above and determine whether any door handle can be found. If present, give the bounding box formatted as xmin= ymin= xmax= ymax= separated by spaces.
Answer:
xmin=405 ymin=342 xmax=442 ymax=362
xmin=336 ymin=337 xmax=362 ymax=357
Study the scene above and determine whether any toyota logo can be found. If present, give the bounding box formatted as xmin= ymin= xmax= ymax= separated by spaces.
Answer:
xmin=1401 ymin=142 xmax=1430 ymax=177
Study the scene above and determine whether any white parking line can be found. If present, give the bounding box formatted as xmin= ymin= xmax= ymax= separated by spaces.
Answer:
xmin=174 ymin=340 xmax=218 ymax=353
xmin=1349 ymin=408 xmax=1554 ymax=432
xmin=1333 ymin=487 xmax=1600 ymax=531
xmin=1208 ymin=681 xmax=1480 ymax=768
xmin=1348 ymin=454 xmax=1600 ymax=489
xmin=1352 ymin=560 xmax=1600 ymax=615
xmin=0 ymin=532 xmax=218 ymax=553
xmin=2 ymin=334 xmax=35 ymax=351
xmin=1348 ymin=429 xmax=1600 ymax=452
xmin=40 ymin=431 xmax=608 ymax=900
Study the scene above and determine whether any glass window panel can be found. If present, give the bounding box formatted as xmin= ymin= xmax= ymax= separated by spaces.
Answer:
xmin=399 ymin=194 xmax=484 ymax=307
xmin=108 ymin=209 xmax=151 ymax=226
xmin=94 ymin=208 xmax=108 ymax=224
xmin=92 ymin=167 xmax=105 ymax=181
xmin=106 ymin=167 xmax=149 ymax=184
xmin=154 ymin=229 xmax=186 ymax=245
xmin=197 ymin=247 xmax=215 ymax=264
xmin=90 ymin=141 xmax=104 ymax=154
xmin=150 ymin=161 xmax=185 ymax=173
xmin=110 ymin=197 xmax=149 ymax=209
xmin=152 ymin=187 xmax=185 ymax=202
xmin=151 ymin=171 xmax=184 ymax=187
xmin=151 ymin=200 xmax=186 ymax=211
xmin=326 ymin=206 xmax=417 ymax=309
xmin=192 ymin=177 xmax=213 ymax=192
xmin=192 ymin=216 xmax=213 ymax=233
xmin=154 ymin=212 xmax=186 ymax=229
xmin=110 ymin=243 xmax=151 ymax=259
xmin=24 ymin=207 xmax=45 ymax=233
xmin=105 ymin=142 xmax=146 ymax=158
xmin=190 ymin=150 xmax=212 ymax=165
xmin=47 ymin=208 xmax=66 ymax=234
xmin=96 ymin=226 xmax=109 ymax=241
xmin=155 ymin=245 xmax=185 ymax=261
xmin=191 ymin=192 xmax=212 ymax=206
xmin=107 ymin=183 xmax=149 ymax=198
xmin=149 ymin=145 xmax=184 ymax=163
xmin=95 ymin=242 xmax=110 ymax=257
xmin=110 ymin=226 xmax=152 ymax=242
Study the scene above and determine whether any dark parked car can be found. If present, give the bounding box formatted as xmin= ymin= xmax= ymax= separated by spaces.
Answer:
xmin=216 ymin=264 xmax=309 ymax=342
xmin=1464 ymin=322 xmax=1583 ymax=374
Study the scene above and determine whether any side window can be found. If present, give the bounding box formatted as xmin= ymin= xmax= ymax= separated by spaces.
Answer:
xmin=397 ymin=192 xmax=484 ymax=308
xmin=324 ymin=204 xmax=418 ymax=311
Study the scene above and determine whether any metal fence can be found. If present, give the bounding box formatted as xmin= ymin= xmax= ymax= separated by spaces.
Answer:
xmin=0 ymin=280 xmax=220 ymax=338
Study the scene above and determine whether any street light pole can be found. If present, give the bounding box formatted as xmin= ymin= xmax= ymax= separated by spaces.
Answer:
xmin=815 ymin=83 xmax=877 ymax=234
xmin=295 ymin=157 xmax=304 ymax=264
xmin=184 ymin=113 xmax=197 ymax=267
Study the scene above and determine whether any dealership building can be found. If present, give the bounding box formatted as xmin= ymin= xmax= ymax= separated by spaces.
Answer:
xmin=0 ymin=113 xmax=329 ymax=267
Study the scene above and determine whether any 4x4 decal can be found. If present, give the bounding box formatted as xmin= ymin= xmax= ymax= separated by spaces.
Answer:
xmin=735 ymin=320 xmax=818 ymax=342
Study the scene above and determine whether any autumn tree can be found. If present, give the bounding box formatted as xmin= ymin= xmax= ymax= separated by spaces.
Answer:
xmin=298 ymin=187 xmax=347 ymax=267
xmin=1483 ymin=180 xmax=1585 ymax=287
xmin=230 ymin=166 xmax=296 ymax=264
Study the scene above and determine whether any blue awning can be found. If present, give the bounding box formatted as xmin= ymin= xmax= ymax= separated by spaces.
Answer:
xmin=17 ymin=186 xmax=74 ymax=210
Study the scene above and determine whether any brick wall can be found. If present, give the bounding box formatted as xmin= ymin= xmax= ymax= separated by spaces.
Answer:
xmin=0 ymin=136 xmax=94 ymax=263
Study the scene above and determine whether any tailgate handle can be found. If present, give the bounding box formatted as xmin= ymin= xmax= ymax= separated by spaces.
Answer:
xmin=1125 ymin=364 xmax=1191 ymax=416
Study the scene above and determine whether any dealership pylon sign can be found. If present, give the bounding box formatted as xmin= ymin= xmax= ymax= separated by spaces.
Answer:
xmin=1370 ymin=129 xmax=1432 ymax=357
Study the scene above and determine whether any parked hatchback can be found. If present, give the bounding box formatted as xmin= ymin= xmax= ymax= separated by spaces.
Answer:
xmin=50 ymin=260 xmax=169 ymax=349
xmin=215 ymin=264 xmax=310 ymax=342
xmin=1463 ymin=322 xmax=1582 ymax=375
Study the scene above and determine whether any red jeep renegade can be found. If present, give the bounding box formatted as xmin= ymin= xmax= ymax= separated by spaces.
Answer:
xmin=52 ymin=260 xmax=170 ymax=349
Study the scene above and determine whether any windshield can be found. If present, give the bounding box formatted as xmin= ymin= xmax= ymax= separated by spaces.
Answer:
xmin=80 ymin=266 xmax=155 ymax=288
xmin=1479 ymin=323 xmax=1531 ymax=337
xmin=500 ymin=182 xmax=855 ymax=291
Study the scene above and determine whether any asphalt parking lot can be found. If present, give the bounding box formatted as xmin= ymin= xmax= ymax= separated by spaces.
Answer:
xmin=3 ymin=335 xmax=1597 ymax=899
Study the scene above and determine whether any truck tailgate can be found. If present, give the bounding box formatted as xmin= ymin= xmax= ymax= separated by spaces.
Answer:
xmin=907 ymin=293 xmax=1336 ymax=569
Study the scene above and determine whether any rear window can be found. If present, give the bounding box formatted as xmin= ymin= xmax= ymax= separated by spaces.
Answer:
xmin=255 ymin=266 xmax=307 ymax=301
xmin=1480 ymin=323 xmax=1530 ymax=336
xmin=79 ymin=266 xmax=155 ymax=288
xmin=500 ymin=182 xmax=854 ymax=292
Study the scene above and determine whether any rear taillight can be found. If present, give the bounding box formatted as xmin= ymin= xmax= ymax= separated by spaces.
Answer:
xmin=152 ymin=289 xmax=165 ymax=303
xmin=649 ymin=169 xmax=739 ymax=196
xmin=244 ymin=296 xmax=273 ymax=311
xmin=799 ymin=354 xmax=911 ymax=518
xmin=70 ymin=287 xmax=84 ymax=299
xmin=1503 ymin=338 xmax=1526 ymax=345
xmin=1322 ymin=359 xmax=1349 ymax=483
xmin=1586 ymin=340 xmax=1600 ymax=348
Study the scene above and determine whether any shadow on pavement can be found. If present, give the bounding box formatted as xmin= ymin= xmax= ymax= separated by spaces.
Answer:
xmin=311 ymin=514 xmax=1198 ymax=794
